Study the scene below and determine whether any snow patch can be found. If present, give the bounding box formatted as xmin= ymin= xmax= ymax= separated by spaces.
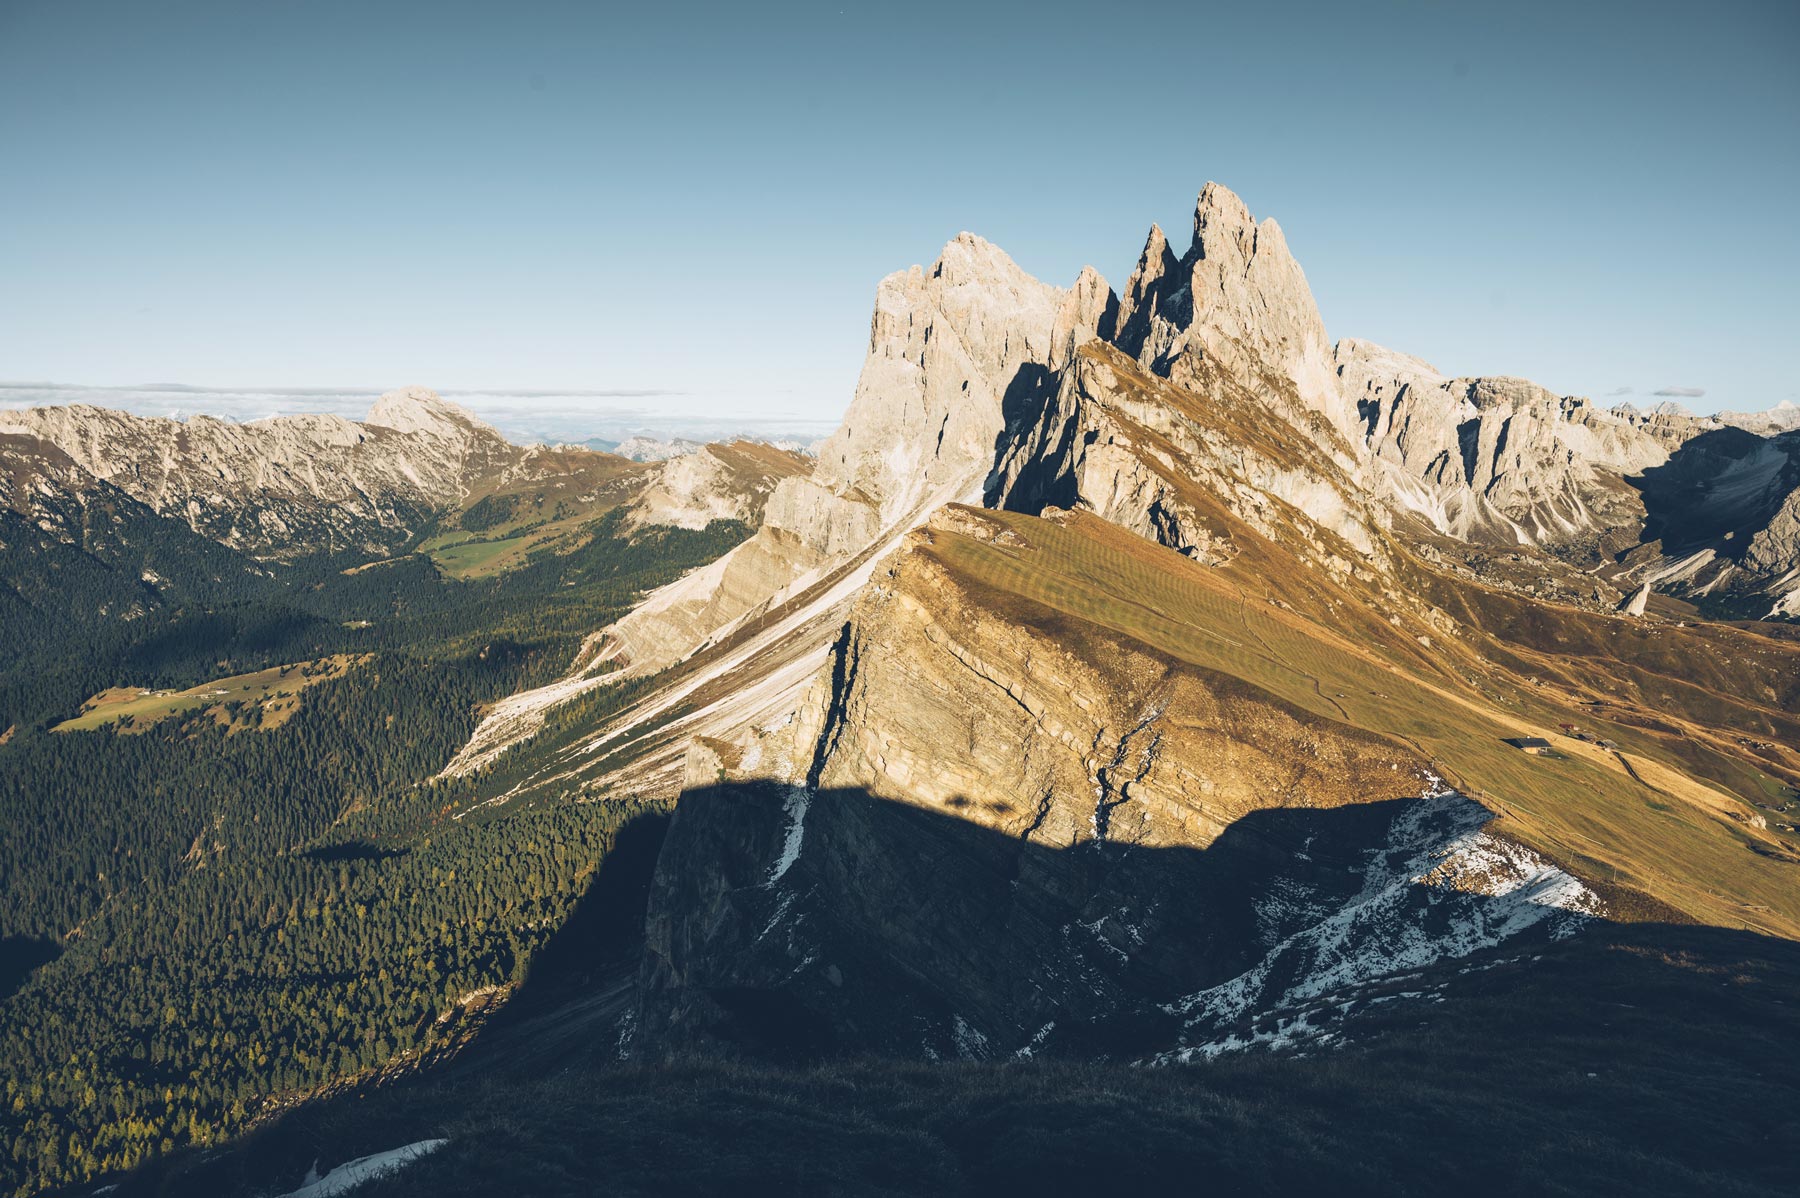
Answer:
xmin=1014 ymin=1020 xmax=1057 ymax=1059
xmin=951 ymin=1014 xmax=991 ymax=1061
xmin=766 ymin=784 xmax=810 ymax=884
xmin=1155 ymin=777 xmax=1599 ymax=1061
xmin=276 ymin=1139 xmax=448 ymax=1198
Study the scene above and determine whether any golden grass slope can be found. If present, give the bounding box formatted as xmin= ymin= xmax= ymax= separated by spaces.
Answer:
xmin=926 ymin=505 xmax=1800 ymax=939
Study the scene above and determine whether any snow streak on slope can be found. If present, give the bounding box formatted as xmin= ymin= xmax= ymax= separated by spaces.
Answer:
xmin=766 ymin=784 xmax=811 ymax=884
xmin=1155 ymin=776 xmax=1600 ymax=1062
xmin=275 ymin=1139 xmax=448 ymax=1198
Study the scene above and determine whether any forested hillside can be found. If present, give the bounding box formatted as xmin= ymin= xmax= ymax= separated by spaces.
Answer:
xmin=0 ymin=511 xmax=745 ymax=1196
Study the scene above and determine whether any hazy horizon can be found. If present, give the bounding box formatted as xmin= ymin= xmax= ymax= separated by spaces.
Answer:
xmin=3 ymin=0 xmax=1796 ymax=420
xmin=0 ymin=378 xmax=836 ymax=445
xmin=2 ymin=360 xmax=1795 ymax=450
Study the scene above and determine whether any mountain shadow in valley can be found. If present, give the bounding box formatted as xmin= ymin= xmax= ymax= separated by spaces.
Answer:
xmin=632 ymin=781 xmax=1586 ymax=1064
xmin=441 ymin=810 xmax=673 ymax=1079
xmin=107 ymin=788 xmax=1800 ymax=1198
xmin=0 ymin=934 xmax=58 ymax=1002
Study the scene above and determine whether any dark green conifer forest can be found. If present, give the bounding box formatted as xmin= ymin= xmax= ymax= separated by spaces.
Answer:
xmin=0 ymin=509 xmax=745 ymax=1195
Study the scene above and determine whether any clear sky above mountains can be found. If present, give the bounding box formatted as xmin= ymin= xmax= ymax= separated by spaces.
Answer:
xmin=1 ymin=0 xmax=1794 ymax=431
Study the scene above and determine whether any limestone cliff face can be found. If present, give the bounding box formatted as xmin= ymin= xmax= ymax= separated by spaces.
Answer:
xmin=1114 ymin=183 xmax=1355 ymax=446
xmin=1335 ymin=339 xmax=1672 ymax=546
xmin=1747 ymin=484 xmax=1800 ymax=577
xmin=0 ymin=388 xmax=514 ymax=558
xmin=786 ymin=510 xmax=1411 ymax=847
xmin=1625 ymin=425 xmax=1800 ymax=615
xmin=595 ymin=234 xmax=1101 ymax=676
xmin=799 ymin=232 xmax=1069 ymax=532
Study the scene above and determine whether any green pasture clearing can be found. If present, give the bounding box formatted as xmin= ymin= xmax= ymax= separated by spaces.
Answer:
xmin=52 ymin=655 xmax=367 ymax=734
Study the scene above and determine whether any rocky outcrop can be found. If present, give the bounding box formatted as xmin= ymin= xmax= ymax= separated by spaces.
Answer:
xmin=580 ymin=233 xmax=1102 ymax=681
xmin=1747 ymin=485 xmax=1800 ymax=576
xmin=991 ymin=341 xmax=1382 ymax=568
xmin=800 ymin=232 xmax=1070 ymax=530
xmin=1624 ymin=426 xmax=1800 ymax=615
xmin=625 ymin=441 xmax=811 ymax=532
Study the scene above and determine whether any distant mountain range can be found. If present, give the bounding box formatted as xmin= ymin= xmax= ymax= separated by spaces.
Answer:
xmin=0 ymin=380 xmax=837 ymax=450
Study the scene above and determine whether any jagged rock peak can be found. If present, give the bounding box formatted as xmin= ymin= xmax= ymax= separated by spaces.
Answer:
xmin=930 ymin=231 xmax=1032 ymax=287
xmin=1191 ymin=180 xmax=1259 ymax=258
xmin=802 ymin=231 xmax=1069 ymax=528
xmin=365 ymin=386 xmax=499 ymax=440
xmin=1119 ymin=182 xmax=1354 ymax=444
xmin=1135 ymin=222 xmax=1178 ymax=280
xmin=1052 ymin=264 xmax=1118 ymax=369
xmin=1113 ymin=224 xmax=1181 ymax=352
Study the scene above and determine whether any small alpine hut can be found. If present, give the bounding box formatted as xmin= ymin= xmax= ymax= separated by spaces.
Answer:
xmin=1507 ymin=736 xmax=1553 ymax=755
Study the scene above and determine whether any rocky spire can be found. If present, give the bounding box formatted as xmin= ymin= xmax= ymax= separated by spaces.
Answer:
xmin=1175 ymin=182 xmax=1349 ymax=439
xmin=1112 ymin=223 xmax=1182 ymax=357
xmin=1051 ymin=265 xmax=1118 ymax=370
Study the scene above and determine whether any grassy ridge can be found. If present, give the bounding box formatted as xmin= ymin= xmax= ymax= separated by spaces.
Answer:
xmin=927 ymin=507 xmax=1800 ymax=938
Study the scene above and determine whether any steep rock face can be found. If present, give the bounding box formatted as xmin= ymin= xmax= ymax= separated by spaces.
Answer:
xmin=1335 ymin=339 xmax=1673 ymax=546
xmin=1747 ymin=484 xmax=1800 ymax=576
xmin=632 ymin=508 xmax=1597 ymax=1062
xmin=591 ymin=234 xmax=1094 ymax=677
xmin=991 ymin=342 xmax=1383 ymax=568
xmin=1114 ymin=184 xmax=1355 ymax=446
xmin=1612 ymin=401 xmax=1722 ymax=451
xmin=799 ymin=232 xmax=1069 ymax=531
xmin=0 ymin=389 xmax=513 ymax=558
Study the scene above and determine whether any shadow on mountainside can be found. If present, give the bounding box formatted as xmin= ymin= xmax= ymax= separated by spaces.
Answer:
xmin=631 ymin=782 xmax=1597 ymax=1064
xmin=0 ymin=934 xmax=59 ymax=1002
xmin=1630 ymin=426 xmax=1800 ymax=557
xmin=440 ymin=810 xmax=673 ymax=1080
xmin=99 ymin=773 xmax=1800 ymax=1197
xmin=982 ymin=361 xmax=1069 ymax=511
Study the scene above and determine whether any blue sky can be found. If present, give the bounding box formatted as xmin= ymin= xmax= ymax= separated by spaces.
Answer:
xmin=1 ymin=0 xmax=1795 ymax=436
